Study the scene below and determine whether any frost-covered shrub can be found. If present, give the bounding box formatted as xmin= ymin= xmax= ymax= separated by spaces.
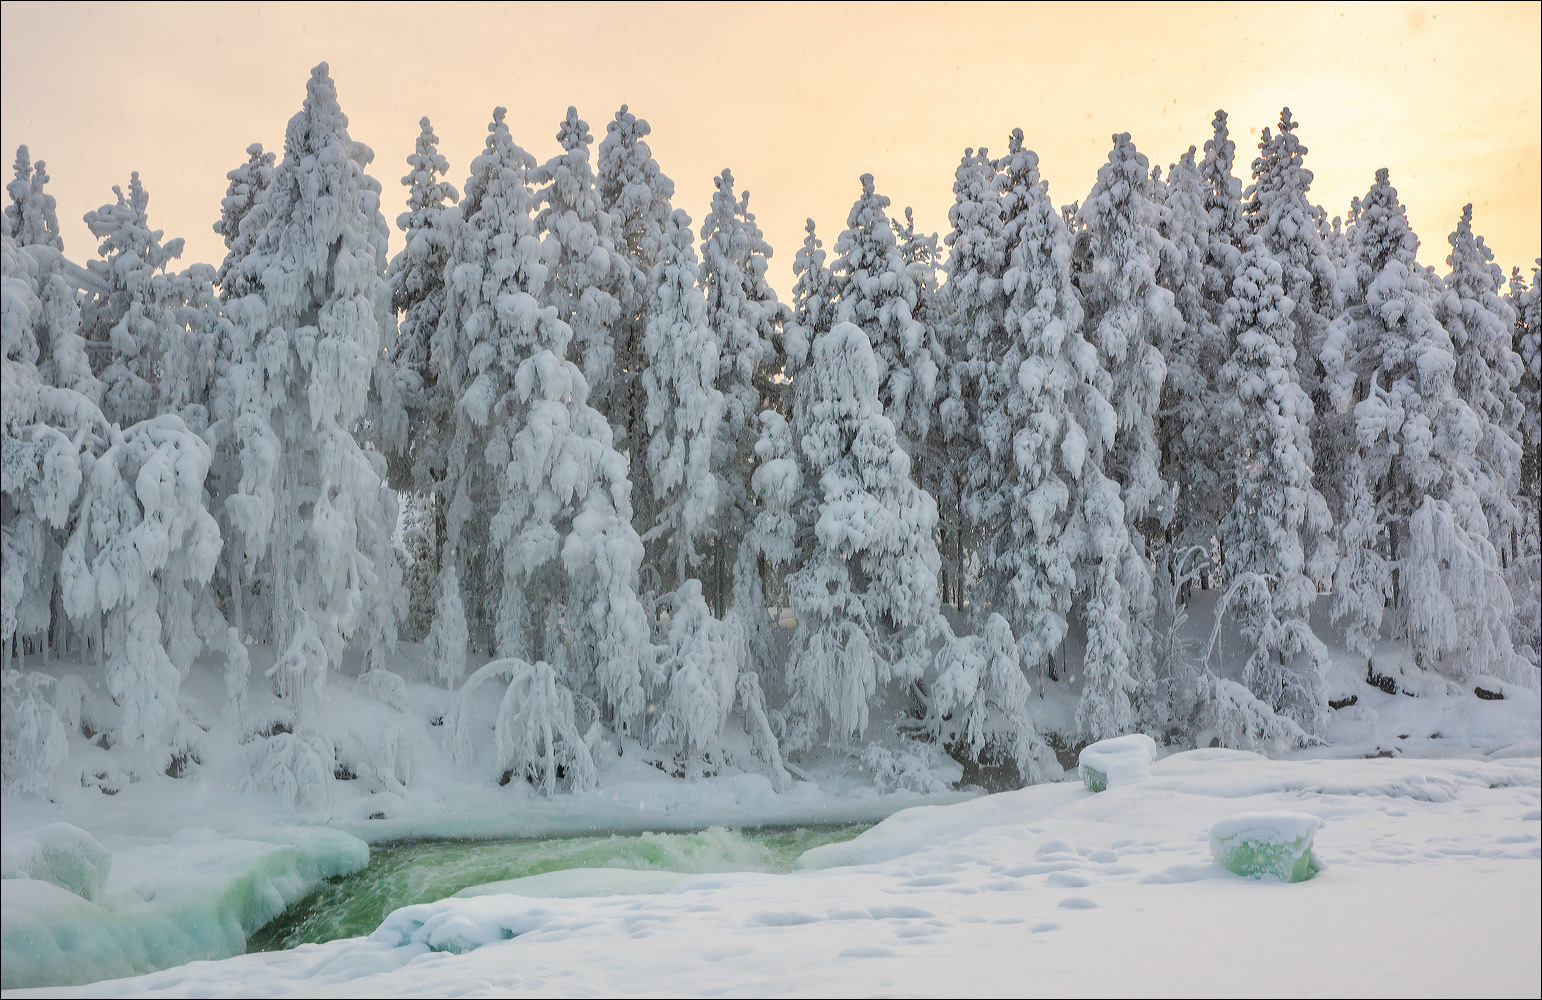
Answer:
xmin=735 ymin=669 xmax=791 ymax=791
xmin=1197 ymin=672 xmax=1311 ymax=754
xmin=931 ymin=614 xmax=1044 ymax=784
xmin=447 ymin=657 xmax=598 ymax=795
xmin=357 ymin=666 xmax=413 ymax=714
xmin=242 ymin=730 xmax=335 ymax=811
xmin=860 ymin=742 xmax=955 ymax=795
xmin=340 ymin=724 xmax=413 ymax=794
xmin=2 ymin=669 xmax=67 ymax=796
xmin=651 ymin=581 xmax=736 ymax=775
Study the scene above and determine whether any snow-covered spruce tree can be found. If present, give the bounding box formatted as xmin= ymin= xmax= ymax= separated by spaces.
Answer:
xmin=158 ymin=263 xmax=222 ymax=430
xmin=1510 ymin=262 xmax=1541 ymax=662
xmin=966 ymin=131 xmax=1084 ymax=683
xmin=597 ymin=104 xmax=676 ymax=491
xmin=534 ymin=108 xmax=626 ymax=433
xmin=699 ymin=168 xmax=785 ymax=612
xmin=1199 ymin=111 xmax=1247 ymax=273
xmin=784 ymin=322 xmax=941 ymax=751
xmin=1434 ymin=206 xmax=1524 ymax=561
xmin=212 ymin=143 xmax=275 ymax=296
xmin=378 ymin=116 xmax=460 ymax=498
xmin=781 ymin=218 xmax=837 ymax=486
xmin=435 ymin=108 xmax=651 ymax=757
xmin=830 ymin=174 xmax=936 ymax=467
xmin=1156 ymin=147 xmax=1229 ymax=562
xmin=1073 ymin=132 xmax=1179 ymax=737
xmin=1514 ymin=263 xmax=1541 ymax=513
xmin=3 ymin=235 xmax=98 ymax=667
xmin=785 ymin=218 xmax=837 ymax=381
xmin=892 ymin=203 xmax=958 ymax=606
xmin=431 ymin=108 xmax=539 ymax=655
xmin=741 ymin=409 xmax=802 ymax=656
xmin=59 ymin=416 xmax=221 ymax=750
xmin=215 ymin=64 xmax=403 ymax=721
xmin=939 ymin=146 xmax=1006 ymax=609
xmin=1321 ymin=169 xmax=1518 ymax=683
xmin=638 ymin=208 xmax=723 ymax=593
xmin=1216 ymin=236 xmax=1334 ymax=733
xmin=80 ymin=173 xmax=187 ymax=427
xmin=6 ymin=232 xmax=225 ymax=762
xmin=5 ymin=147 xmax=63 ymax=251
xmin=1244 ymin=110 xmax=1340 ymax=496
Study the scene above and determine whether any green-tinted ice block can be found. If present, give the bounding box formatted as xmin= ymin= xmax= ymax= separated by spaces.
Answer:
xmin=1209 ymin=812 xmax=1324 ymax=882
xmin=1077 ymin=734 xmax=1156 ymax=792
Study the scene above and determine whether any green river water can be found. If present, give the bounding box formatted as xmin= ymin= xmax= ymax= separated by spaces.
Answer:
xmin=248 ymin=824 xmax=868 ymax=952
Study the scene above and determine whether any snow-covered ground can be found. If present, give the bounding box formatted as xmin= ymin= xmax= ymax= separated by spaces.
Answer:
xmin=6 ymin=751 xmax=1537 ymax=997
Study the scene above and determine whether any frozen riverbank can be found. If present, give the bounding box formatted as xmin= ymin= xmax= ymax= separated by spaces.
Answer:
xmin=6 ymin=752 xmax=1538 ymax=997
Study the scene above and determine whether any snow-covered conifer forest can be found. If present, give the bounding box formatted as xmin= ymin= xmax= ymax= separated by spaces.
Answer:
xmin=3 ymin=64 xmax=1538 ymax=806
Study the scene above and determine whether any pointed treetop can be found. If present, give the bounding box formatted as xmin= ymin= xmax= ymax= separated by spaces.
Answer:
xmin=557 ymin=106 xmax=592 ymax=152
xmin=1205 ymin=110 xmax=1234 ymax=170
xmin=10 ymin=145 xmax=31 ymax=185
xmin=84 ymin=171 xmax=184 ymax=274
xmin=5 ymin=145 xmax=63 ymax=251
xmin=292 ymin=62 xmax=349 ymax=152
xmin=605 ymin=104 xmax=647 ymax=146
xmin=597 ymin=102 xmax=675 ymax=269
xmin=1445 ymin=203 xmax=1501 ymax=285
xmin=1349 ymin=167 xmax=1419 ymax=271
xmin=1249 ymin=108 xmax=1315 ymax=207
xmin=399 ymin=115 xmax=458 ymax=222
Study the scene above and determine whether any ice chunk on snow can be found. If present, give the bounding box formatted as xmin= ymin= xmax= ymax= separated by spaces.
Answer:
xmin=1078 ymin=734 xmax=1157 ymax=792
xmin=455 ymin=867 xmax=690 ymax=899
xmin=1210 ymin=812 xmax=1324 ymax=882
xmin=1 ymin=823 xmax=112 ymax=902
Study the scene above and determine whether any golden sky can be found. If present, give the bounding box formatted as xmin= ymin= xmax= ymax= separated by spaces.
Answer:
xmin=2 ymin=2 xmax=1538 ymax=294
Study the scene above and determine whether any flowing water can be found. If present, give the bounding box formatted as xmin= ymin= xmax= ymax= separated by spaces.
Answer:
xmin=248 ymin=824 xmax=868 ymax=952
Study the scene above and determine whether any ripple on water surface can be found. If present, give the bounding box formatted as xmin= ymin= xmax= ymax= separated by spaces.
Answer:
xmin=248 ymin=824 xmax=868 ymax=952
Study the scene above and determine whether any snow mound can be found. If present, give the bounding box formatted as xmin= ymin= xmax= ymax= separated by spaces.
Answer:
xmin=1078 ymin=734 xmax=1157 ymax=791
xmin=0 ymin=827 xmax=368 ymax=990
xmin=1210 ymin=812 xmax=1324 ymax=882
xmin=371 ymin=895 xmax=558 ymax=955
xmin=456 ymin=867 xmax=689 ymax=899
xmin=2 ymin=823 xmax=112 ymax=902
